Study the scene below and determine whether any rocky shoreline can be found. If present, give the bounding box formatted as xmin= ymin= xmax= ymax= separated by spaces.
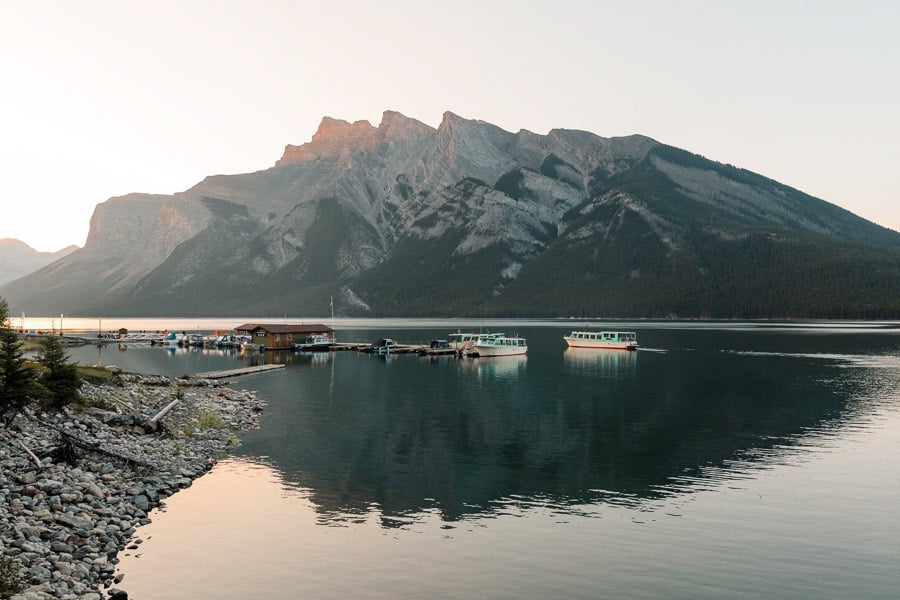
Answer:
xmin=0 ymin=373 xmax=266 ymax=600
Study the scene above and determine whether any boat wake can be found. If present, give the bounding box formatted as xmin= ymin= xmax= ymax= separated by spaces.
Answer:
xmin=724 ymin=350 xmax=900 ymax=369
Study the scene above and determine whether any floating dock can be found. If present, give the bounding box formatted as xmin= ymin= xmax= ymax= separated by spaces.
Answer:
xmin=418 ymin=347 xmax=458 ymax=356
xmin=194 ymin=364 xmax=286 ymax=379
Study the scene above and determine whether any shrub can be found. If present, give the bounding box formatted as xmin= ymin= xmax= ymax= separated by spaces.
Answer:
xmin=0 ymin=556 xmax=24 ymax=598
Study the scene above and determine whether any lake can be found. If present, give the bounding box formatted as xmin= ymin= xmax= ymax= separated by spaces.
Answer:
xmin=62 ymin=320 xmax=900 ymax=599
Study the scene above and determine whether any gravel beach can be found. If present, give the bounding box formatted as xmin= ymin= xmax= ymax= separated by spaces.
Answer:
xmin=0 ymin=372 xmax=266 ymax=600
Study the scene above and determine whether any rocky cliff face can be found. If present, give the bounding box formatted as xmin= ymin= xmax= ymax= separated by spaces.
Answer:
xmin=3 ymin=110 xmax=900 ymax=318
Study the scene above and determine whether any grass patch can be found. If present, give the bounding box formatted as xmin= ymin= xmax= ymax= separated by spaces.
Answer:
xmin=76 ymin=365 xmax=116 ymax=383
xmin=197 ymin=409 xmax=223 ymax=430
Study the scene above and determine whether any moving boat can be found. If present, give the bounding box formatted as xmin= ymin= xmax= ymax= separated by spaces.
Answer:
xmin=563 ymin=330 xmax=638 ymax=351
xmin=474 ymin=334 xmax=527 ymax=357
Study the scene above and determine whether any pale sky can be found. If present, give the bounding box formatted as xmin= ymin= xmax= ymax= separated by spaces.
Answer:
xmin=1 ymin=1 xmax=897 ymax=252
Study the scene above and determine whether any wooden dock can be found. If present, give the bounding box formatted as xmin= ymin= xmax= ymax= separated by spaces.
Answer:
xmin=194 ymin=364 xmax=285 ymax=379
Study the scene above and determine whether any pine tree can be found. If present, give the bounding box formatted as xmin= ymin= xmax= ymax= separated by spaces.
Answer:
xmin=0 ymin=326 xmax=41 ymax=425
xmin=36 ymin=334 xmax=81 ymax=410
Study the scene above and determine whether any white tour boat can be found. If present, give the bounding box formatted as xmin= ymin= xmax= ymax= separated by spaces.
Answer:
xmin=563 ymin=330 xmax=638 ymax=351
xmin=474 ymin=334 xmax=528 ymax=357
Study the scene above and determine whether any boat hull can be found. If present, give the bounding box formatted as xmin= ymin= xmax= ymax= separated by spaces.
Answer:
xmin=293 ymin=343 xmax=333 ymax=352
xmin=563 ymin=338 xmax=637 ymax=351
xmin=475 ymin=346 xmax=528 ymax=357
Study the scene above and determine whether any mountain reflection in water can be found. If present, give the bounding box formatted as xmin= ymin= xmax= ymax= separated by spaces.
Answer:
xmin=90 ymin=322 xmax=900 ymax=600
xmin=221 ymin=326 xmax=900 ymax=527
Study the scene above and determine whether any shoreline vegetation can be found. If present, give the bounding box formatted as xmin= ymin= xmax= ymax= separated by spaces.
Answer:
xmin=0 ymin=368 xmax=265 ymax=600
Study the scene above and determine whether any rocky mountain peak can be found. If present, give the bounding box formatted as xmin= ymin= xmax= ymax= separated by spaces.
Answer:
xmin=376 ymin=110 xmax=434 ymax=144
xmin=277 ymin=117 xmax=376 ymax=165
xmin=0 ymin=238 xmax=79 ymax=285
xmin=439 ymin=110 xmax=460 ymax=125
xmin=314 ymin=116 xmax=376 ymax=142
xmin=278 ymin=112 xmax=434 ymax=166
xmin=437 ymin=110 xmax=479 ymax=132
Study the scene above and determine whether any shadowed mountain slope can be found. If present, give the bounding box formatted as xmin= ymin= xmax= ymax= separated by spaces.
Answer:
xmin=3 ymin=111 xmax=899 ymax=318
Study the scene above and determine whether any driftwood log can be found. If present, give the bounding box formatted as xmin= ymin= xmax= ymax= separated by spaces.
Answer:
xmin=111 ymin=396 xmax=136 ymax=413
xmin=18 ymin=439 xmax=43 ymax=469
xmin=145 ymin=398 xmax=180 ymax=433
xmin=56 ymin=428 xmax=153 ymax=468
xmin=35 ymin=419 xmax=153 ymax=469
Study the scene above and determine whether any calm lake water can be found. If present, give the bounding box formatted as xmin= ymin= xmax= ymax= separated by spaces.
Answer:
xmin=63 ymin=320 xmax=900 ymax=599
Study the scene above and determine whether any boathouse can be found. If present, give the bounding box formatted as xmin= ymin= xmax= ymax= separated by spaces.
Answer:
xmin=234 ymin=323 xmax=333 ymax=350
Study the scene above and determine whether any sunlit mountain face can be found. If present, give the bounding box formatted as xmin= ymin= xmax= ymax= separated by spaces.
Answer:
xmin=3 ymin=111 xmax=900 ymax=319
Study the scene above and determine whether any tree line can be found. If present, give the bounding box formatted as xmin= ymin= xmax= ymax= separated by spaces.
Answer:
xmin=0 ymin=296 xmax=81 ymax=425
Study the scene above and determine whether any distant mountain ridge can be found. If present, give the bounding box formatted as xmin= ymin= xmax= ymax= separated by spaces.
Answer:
xmin=0 ymin=239 xmax=77 ymax=286
xmin=3 ymin=110 xmax=900 ymax=318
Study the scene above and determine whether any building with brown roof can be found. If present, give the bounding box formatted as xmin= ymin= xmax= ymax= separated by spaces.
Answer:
xmin=234 ymin=323 xmax=333 ymax=350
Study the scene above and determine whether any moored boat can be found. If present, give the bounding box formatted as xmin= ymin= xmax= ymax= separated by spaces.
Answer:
xmin=418 ymin=339 xmax=455 ymax=356
xmin=450 ymin=332 xmax=504 ymax=356
xmin=563 ymin=330 xmax=638 ymax=351
xmin=474 ymin=334 xmax=527 ymax=357
xmin=365 ymin=338 xmax=397 ymax=354
xmin=178 ymin=333 xmax=204 ymax=347
xmin=292 ymin=334 xmax=334 ymax=352
xmin=213 ymin=334 xmax=240 ymax=348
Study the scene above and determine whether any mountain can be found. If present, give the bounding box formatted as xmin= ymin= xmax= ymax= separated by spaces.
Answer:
xmin=0 ymin=239 xmax=78 ymax=286
xmin=3 ymin=110 xmax=900 ymax=319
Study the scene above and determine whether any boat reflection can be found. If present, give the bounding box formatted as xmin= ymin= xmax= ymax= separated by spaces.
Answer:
xmin=563 ymin=348 xmax=637 ymax=377
xmin=293 ymin=351 xmax=334 ymax=367
xmin=459 ymin=354 xmax=527 ymax=380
